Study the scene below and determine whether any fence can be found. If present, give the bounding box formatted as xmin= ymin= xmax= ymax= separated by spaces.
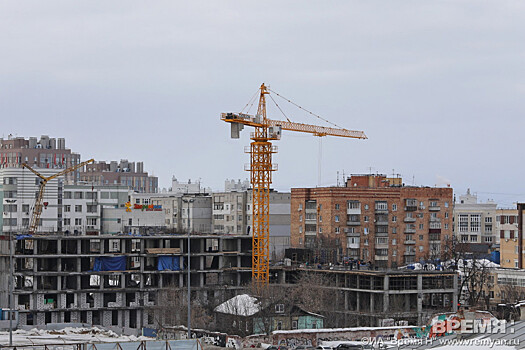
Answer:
xmin=0 ymin=339 xmax=201 ymax=350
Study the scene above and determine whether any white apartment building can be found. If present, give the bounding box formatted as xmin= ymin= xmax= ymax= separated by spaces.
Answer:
xmin=453 ymin=189 xmax=497 ymax=245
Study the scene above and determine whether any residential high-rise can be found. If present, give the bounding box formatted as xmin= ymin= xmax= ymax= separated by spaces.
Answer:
xmin=80 ymin=160 xmax=158 ymax=193
xmin=290 ymin=174 xmax=453 ymax=268
xmin=499 ymin=205 xmax=524 ymax=268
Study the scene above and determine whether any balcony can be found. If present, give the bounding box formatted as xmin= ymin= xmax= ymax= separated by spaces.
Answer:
xmin=430 ymin=217 xmax=441 ymax=222
xmin=374 ymin=255 xmax=389 ymax=261
xmin=347 ymin=207 xmax=361 ymax=215
xmin=405 ymin=205 xmax=417 ymax=212
xmin=375 ymin=209 xmax=388 ymax=214
xmin=347 ymin=242 xmax=360 ymax=249
xmin=375 ymin=220 xmax=389 ymax=226
xmin=375 ymin=243 xmax=389 ymax=249
xmin=375 ymin=231 xmax=388 ymax=237
xmin=429 ymin=206 xmax=441 ymax=211
xmin=404 ymin=240 xmax=416 ymax=245
xmin=347 ymin=221 xmax=361 ymax=226
xmin=345 ymin=229 xmax=360 ymax=237
xmin=403 ymin=217 xmax=416 ymax=223
xmin=404 ymin=228 xmax=416 ymax=234
xmin=305 ymin=231 xmax=317 ymax=236
xmin=404 ymin=251 xmax=416 ymax=256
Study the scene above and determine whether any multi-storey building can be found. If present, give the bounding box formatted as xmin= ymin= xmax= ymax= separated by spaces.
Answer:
xmin=212 ymin=188 xmax=291 ymax=261
xmin=80 ymin=159 xmax=158 ymax=193
xmin=453 ymin=190 xmax=497 ymax=245
xmin=0 ymin=135 xmax=81 ymax=183
xmin=291 ymin=174 xmax=453 ymax=268
xmin=497 ymin=208 xmax=520 ymax=268
xmin=0 ymin=233 xmax=252 ymax=334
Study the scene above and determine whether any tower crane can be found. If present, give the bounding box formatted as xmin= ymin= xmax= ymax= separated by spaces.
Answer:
xmin=22 ymin=159 xmax=95 ymax=234
xmin=222 ymin=83 xmax=367 ymax=290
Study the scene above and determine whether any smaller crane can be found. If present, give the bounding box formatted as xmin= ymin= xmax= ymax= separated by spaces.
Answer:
xmin=22 ymin=159 xmax=95 ymax=234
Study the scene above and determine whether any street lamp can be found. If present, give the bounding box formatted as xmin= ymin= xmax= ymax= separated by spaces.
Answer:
xmin=6 ymin=199 xmax=17 ymax=346
xmin=182 ymin=197 xmax=194 ymax=339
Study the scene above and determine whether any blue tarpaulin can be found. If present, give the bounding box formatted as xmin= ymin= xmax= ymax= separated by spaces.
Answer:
xmin=93 ymin=256 xmax=127 ymax=271
xmin=158 ymin=256 xmax=181 ymax=271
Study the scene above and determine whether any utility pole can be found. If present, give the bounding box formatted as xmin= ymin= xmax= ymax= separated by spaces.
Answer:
xmin=182 ymin=197 xmax=194 ymax=339
xmin=6 ymin=198 xmax=17 ymax=346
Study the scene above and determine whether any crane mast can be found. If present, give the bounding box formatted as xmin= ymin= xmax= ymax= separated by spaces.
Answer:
xmin=22 ymin=159 xmax=95 ymax=234
xmin=222 ymin=84 xmax=367 ymax=291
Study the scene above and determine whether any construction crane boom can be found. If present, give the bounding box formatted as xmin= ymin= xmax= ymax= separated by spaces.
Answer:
xmin=222 ymin=84 xmax=367 ymax=291
xmin=22 ymin=159 xmax=95 ymax=234
xmin=221 ymin=113 xmax=367 ymax=139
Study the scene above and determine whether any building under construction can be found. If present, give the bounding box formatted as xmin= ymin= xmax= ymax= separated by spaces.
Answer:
xmin=271 ymin=267 xmax=458 ymax=326
xmin=0 ymin=233 xmax=251 ymax=334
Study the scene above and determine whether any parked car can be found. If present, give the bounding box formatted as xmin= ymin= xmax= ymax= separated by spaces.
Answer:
xmin=316 ymin=346 xmax=333 ymax=350
xmin=267 ymin=346 xmax=289 ymax=350
xmin=296 ymin=346 xmax=315 ymax=350
xmin=335 ymin=343 xmax=374 ymax=350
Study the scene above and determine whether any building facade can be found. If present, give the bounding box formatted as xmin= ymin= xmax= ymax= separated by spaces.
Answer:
xmin=80 ymin=160 xmax=158 ymax=193
xmin=290 ymin=174 xmax=453 ymax=268
xmin=0 ymin=135 xmax=81 ymax=184
xmin=497 ymin=208 xmax=520 ymax=268
xmin=453 ymin=190 xmax=497 ymax=245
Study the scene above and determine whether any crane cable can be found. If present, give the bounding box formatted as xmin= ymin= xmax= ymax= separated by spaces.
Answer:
xmin=240 ymin=88 xmax=260 ymax=115
xmin=268 ymin=88 xmax=348 ymax=131
xmin=268 ymin=94 xmax=291 ymax=123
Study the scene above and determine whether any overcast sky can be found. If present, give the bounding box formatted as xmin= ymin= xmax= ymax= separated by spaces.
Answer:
xmin=1 ymin=1 xmax=524 ymax=207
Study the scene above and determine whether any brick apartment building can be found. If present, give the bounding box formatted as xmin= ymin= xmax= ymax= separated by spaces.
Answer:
xmin=291 ymin=174 xmax=453 ymax=268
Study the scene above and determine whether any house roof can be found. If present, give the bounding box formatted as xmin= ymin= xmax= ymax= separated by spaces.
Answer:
xmin=214 ymin=294 xmax=260 ymax=316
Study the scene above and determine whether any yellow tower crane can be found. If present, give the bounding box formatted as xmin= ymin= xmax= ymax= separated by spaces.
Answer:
xmin=22 ymin=159 xmax=95 ymax=234
xmin=222 ymin=83 xmax=367 ymax=290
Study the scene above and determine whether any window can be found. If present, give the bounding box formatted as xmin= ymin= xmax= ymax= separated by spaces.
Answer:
xmin=392 ymin=227 xmax=397 ymax=234
xmin=392 ymin=239 xmax=397 ymax=245
xmin=299 ymin=215 xmax=302 ymax=222
xmin=485 ymin=224 xmax=492 ymax=233
xmin=470 ymin=235 xmax=477 ymax=242
xmin=459 ymin=215 xmax=468 ymax=232
xmin=364 ymin=216 xmax=369 ymax=222
xmin=364 ymin=204 xmax=369 ymax=210
xmin=275 ymin=304 xmax=284 ymax=313
xmin=419 ymin=224 xmax=424 ymax=230
xmin=319 ymin=216 xmax=322 ymax=222
xmin=4 ymin=191 xmax=17 ymax=198
xmin=335 ymin=227 xmax=340 ymax=234
xmin=444 ymin=223 xmax=449 ymax=229
xmin=375 ymin=201 xmax=388 ymax=211
xmin=299 ymin=226 xmax=303 ymax=233
xmin=277 ymin=321 xmax=283 ymax=330
xmin=87 ymin=205 xmax=97 ymax=213
xmin=392 ymin=204 xmax=397 ymax=211
xmin=392 ymin=216 xmax=397 ymax=222
xmin=430 ymin=201 xmax=438 ymax=207
xmin=347 ymin=201 xmax=360 ymax=209
xmin=129 ymin=218 xmax=133 ymax=225
xmin=64 ymin=205 xmax=71 ymax=212
xmin=470 ymin=214 xmax=481 ymax=232
xmin=74 ymin=218 xmax=82 ymax=225
xmin=63 ymin=218 xmax=71 ymax=225
xmin=74 ymin=192 xmax=83 ymax=199
xmin=87 ymin=218 xmax=97 ymax=226
xmin=363 ymin=228 xmax=369 ymax=235
xmin=419 ymin=235 xmax=423 ymax=241
xmin=419 ymin=246 xmax=424 ymax=252
xmin=393 ymin=250 xmax=397 ymax=256
xmin=444 ymin=202 xmax=449 ymax=208
xmin=298 ymin=204 xmax=303 ymax=211
xmin=335 ymin=204 xmax=340 ymax=210
xmin=292 ymin=320 xmax=298 ymax=330
xmin=319 ymin=227 xmax=322 ymax=233
xmin=445 ymin=212 xmax=449 ymax=218
xmin=335 ymin=215 xmax=340 ymax=222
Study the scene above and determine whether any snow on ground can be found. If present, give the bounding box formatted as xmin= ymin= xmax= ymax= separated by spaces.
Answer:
xmin=0 ymin=327 xmax=153 ymax=346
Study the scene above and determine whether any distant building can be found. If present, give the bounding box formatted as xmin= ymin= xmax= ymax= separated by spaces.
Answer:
xmin=290 ymin=174 xmax=453 ymax=268
xmin=212 ymin=188 xmax=291 ymax=261
xmin=0 ymin=135 xmax=81 ymax=184
xmin=80 ymin=159 xmax=158 ymax=193
xmin=497 ymin=207 xmax=520 ymax=268
xmin=170 ymin=177 xmax=204 ymax=194
xmin=453 ymin=189 xmax=497 ymax=245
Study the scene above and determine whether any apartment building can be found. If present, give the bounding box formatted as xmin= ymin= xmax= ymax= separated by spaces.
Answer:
xmin=0 ymin=135 xmax=81 ymax=184
xmin=453 ymin=190 xmax=497 ymax=245
xmin=212 ymin=189 xmax=291 ymax=261
xmin=497 ymin=208 xmax=520 ymax=268
xmin=0 ymin=233 xmax=252 ymax=334
xmin=290 ymin=174 xmax=453 ymax=268
xmin=80 ymin=160 xmax=158 ymax=193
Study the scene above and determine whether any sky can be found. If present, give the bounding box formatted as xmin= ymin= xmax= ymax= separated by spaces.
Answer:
xmin=1 ymin=1 xmax=524 ymax=207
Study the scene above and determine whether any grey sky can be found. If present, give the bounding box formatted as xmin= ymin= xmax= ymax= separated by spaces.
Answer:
xmin=1 ymin=1 xmax=524 ymax=207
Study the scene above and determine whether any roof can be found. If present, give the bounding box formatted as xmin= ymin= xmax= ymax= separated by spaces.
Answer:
xmin=214 ymin=294 xmax=260 ymax=316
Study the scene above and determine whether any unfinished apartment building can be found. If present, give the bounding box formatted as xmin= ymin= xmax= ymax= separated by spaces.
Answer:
xmin=0 ymin=234 xmax=252 ymax=334
xmin=272 ymin=268 xmax=458 ymax=326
